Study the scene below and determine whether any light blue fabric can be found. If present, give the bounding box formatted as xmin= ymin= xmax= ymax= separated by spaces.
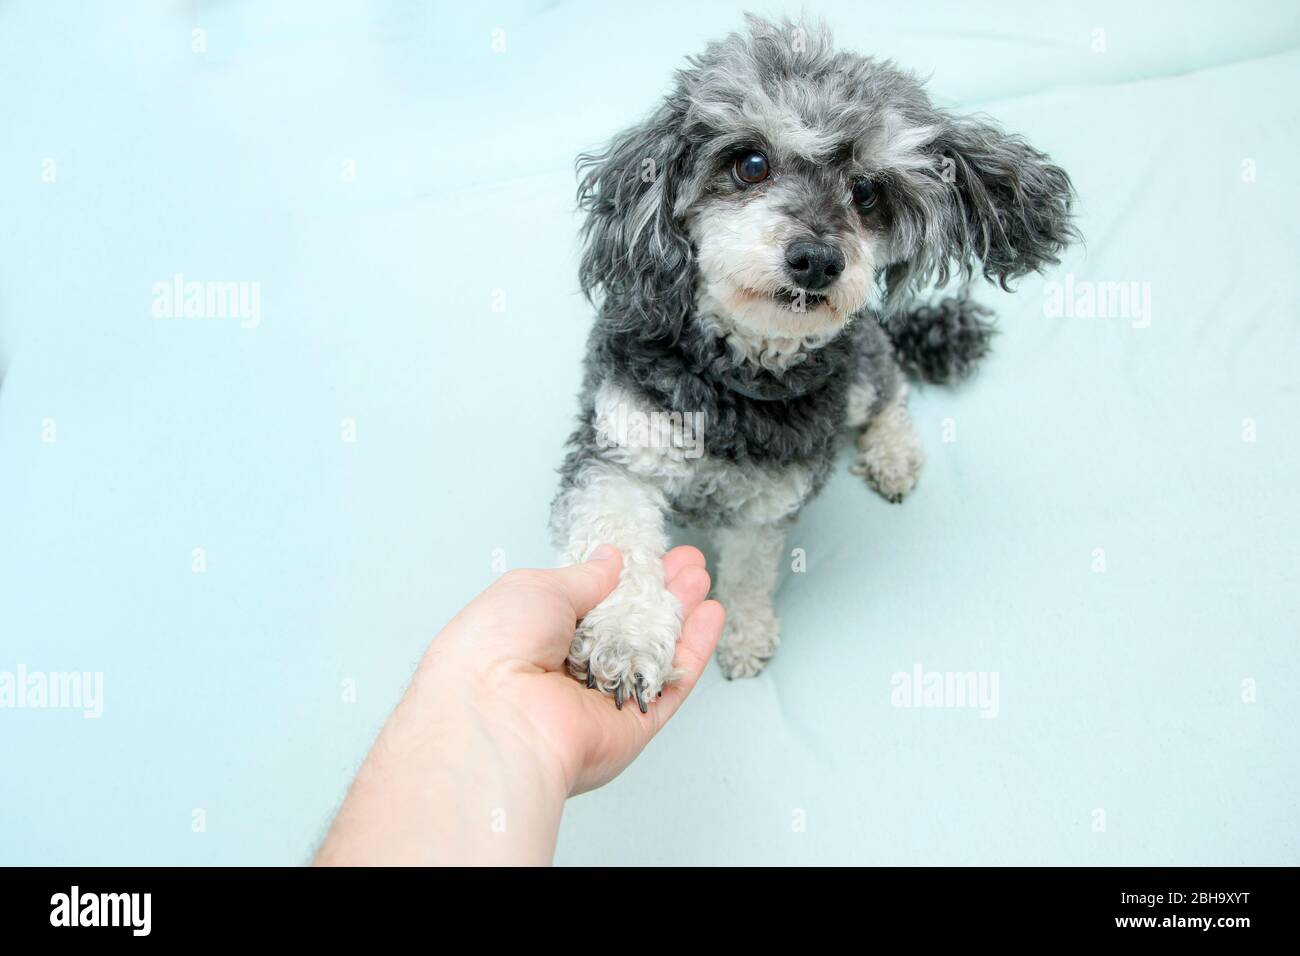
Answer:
xmin=1 ymin=0 xmax=1296 ymax=865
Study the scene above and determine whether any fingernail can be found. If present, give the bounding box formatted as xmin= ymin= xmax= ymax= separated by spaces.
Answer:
xmin=590 ymin=544 xmax=618 ymax=562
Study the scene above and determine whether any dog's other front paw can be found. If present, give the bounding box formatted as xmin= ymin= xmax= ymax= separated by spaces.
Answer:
xmin=715 ymin=602 xmax=780 ymax=679
xmin=567 ymin=583 xmax=682 ymax=711
xmin=850 ymin=417 xmax=925 ymax=504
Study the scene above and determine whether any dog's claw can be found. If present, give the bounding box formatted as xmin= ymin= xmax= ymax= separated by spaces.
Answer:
xmin=614 ymin=685 xmax=624 ymax=710
xmin=633 ymin=674 xmax=648 ymax=713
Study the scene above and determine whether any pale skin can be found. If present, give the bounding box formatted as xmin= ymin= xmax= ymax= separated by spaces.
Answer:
xmin=314 ymin=544 xmax=724 ymax=866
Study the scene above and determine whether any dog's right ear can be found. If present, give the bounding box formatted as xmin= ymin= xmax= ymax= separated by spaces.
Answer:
xmin=576 ymin=101 xmax=693 ymax=335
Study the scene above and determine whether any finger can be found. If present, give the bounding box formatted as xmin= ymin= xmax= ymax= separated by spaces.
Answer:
xmin=651 ymin=599 xmax=725 ymax=724
xmin=671 ymin=599 xmax=725 ymax=694
xmin=541 ymin=545 xmax=623 ymax=620
xmin=662 ymin=545 xmax=706 ymax=582
xmin=665 ymin=563 xmax=710 ymax=619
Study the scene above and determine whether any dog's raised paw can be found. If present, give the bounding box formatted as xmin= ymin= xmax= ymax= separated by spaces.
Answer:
xmin=850 ymin=421 xmax=924 ymax=504
xmin=568 ymin=584 xmax=681 ymax=710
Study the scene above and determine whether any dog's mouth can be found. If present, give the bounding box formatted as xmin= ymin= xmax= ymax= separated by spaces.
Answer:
xmin=733 ymin=285 xmax=835 ymax=315
xmin=771 ymin=288 xmax=827 ymax=311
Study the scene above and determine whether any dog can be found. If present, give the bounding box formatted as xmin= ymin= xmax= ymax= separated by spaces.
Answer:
xmin=550 ymin=15 xmax=1076 ymax=710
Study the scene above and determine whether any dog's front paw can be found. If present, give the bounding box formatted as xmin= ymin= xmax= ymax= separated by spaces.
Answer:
xmin=715 ymin=602 xmax=780 ymax=679
xmin=567 ymin=583 xmax=682 ymax=711
xmin=850 ymin=420 xmax=925 ymax=504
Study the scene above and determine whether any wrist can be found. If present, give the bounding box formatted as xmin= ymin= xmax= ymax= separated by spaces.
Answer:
xmin=316 ymin=653 xmax=568 ymax=866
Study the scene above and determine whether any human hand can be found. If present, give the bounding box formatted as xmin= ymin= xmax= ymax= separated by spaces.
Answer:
xmin=314 ymin=545 xmax=723 ymax=866
xmin=418 ymin=545 xmax=724 ymax=796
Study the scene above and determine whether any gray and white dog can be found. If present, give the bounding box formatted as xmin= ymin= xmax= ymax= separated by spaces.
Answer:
xmin=551 ymin=15 xmax=1076 ymax=710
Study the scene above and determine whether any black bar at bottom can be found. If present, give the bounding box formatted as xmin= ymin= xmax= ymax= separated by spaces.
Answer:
xmin=0 ymin=866 xmax=1286 ymax=942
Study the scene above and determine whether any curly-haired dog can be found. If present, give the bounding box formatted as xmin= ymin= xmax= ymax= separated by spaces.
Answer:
xmin=551 ymin=15 xmax=1076 ymax=709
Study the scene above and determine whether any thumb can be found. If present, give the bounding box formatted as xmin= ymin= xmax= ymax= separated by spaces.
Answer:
xmin=546 ymin=545 xmax=623 ymax=620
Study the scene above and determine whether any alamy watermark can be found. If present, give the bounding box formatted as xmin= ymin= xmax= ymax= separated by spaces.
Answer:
xmin=0 ymin=665 xmax=103 ymax=718
xmin=50 ymin=886 xmax=150 ymax=936
xmin=890 ymin=663 xmax=999 ymax=718
xmin=151 ymin=273 xmax=261 ymax=329
xmin=596 ymin=404 xmax=706 ymax=459
xmin=1044 ymin=274 xmax=1152 ymax=328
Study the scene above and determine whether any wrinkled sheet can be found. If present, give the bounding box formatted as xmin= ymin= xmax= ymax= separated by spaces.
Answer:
xmin=1 ymin=0 xmax=1297 ymax=864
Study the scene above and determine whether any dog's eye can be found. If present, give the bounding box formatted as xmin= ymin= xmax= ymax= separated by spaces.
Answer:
xmin=733 ymin=151 xmax=770 ymax=185
xmin=852 ymin=178 xmax=880 ymax=209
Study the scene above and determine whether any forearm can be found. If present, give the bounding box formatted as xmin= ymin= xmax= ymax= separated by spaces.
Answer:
xmin=314 ymin=661 xmax=568 ymax=867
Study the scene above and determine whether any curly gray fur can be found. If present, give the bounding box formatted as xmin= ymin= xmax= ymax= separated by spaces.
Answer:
xmin=560 ymin=12 xmax=1075 ymax=496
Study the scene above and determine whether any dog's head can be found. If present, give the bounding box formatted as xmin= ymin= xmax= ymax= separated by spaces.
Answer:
xmin=578 ymin=15 xmax=1076 ymax=343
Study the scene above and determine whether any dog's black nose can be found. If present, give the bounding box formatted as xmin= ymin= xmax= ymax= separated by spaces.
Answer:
xmin=784 ymin=240 xmax=845 ymax=291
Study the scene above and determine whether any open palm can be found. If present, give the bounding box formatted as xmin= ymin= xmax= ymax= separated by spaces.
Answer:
xmin=425 ymin=546 xmax=724 ymax=795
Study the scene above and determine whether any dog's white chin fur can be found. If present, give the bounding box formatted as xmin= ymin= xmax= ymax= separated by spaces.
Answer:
xmin=708 ymin=281 xmax=852 ymax=336
xmin=695 ymin=277 xmax=874 ymax=371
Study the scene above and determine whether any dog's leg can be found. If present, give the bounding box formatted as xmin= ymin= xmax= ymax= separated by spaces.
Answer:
xmin=713 ymin=523 xmax=785 ymax=679
xmin=554 ymin=461 xmax=681 ymax=709
xmin=850 ymin=382 xmax=925 ymax=503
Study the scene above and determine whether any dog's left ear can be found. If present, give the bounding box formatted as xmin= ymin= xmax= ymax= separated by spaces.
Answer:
xmin=932 ymin=115 xmax=1077 ymax=288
